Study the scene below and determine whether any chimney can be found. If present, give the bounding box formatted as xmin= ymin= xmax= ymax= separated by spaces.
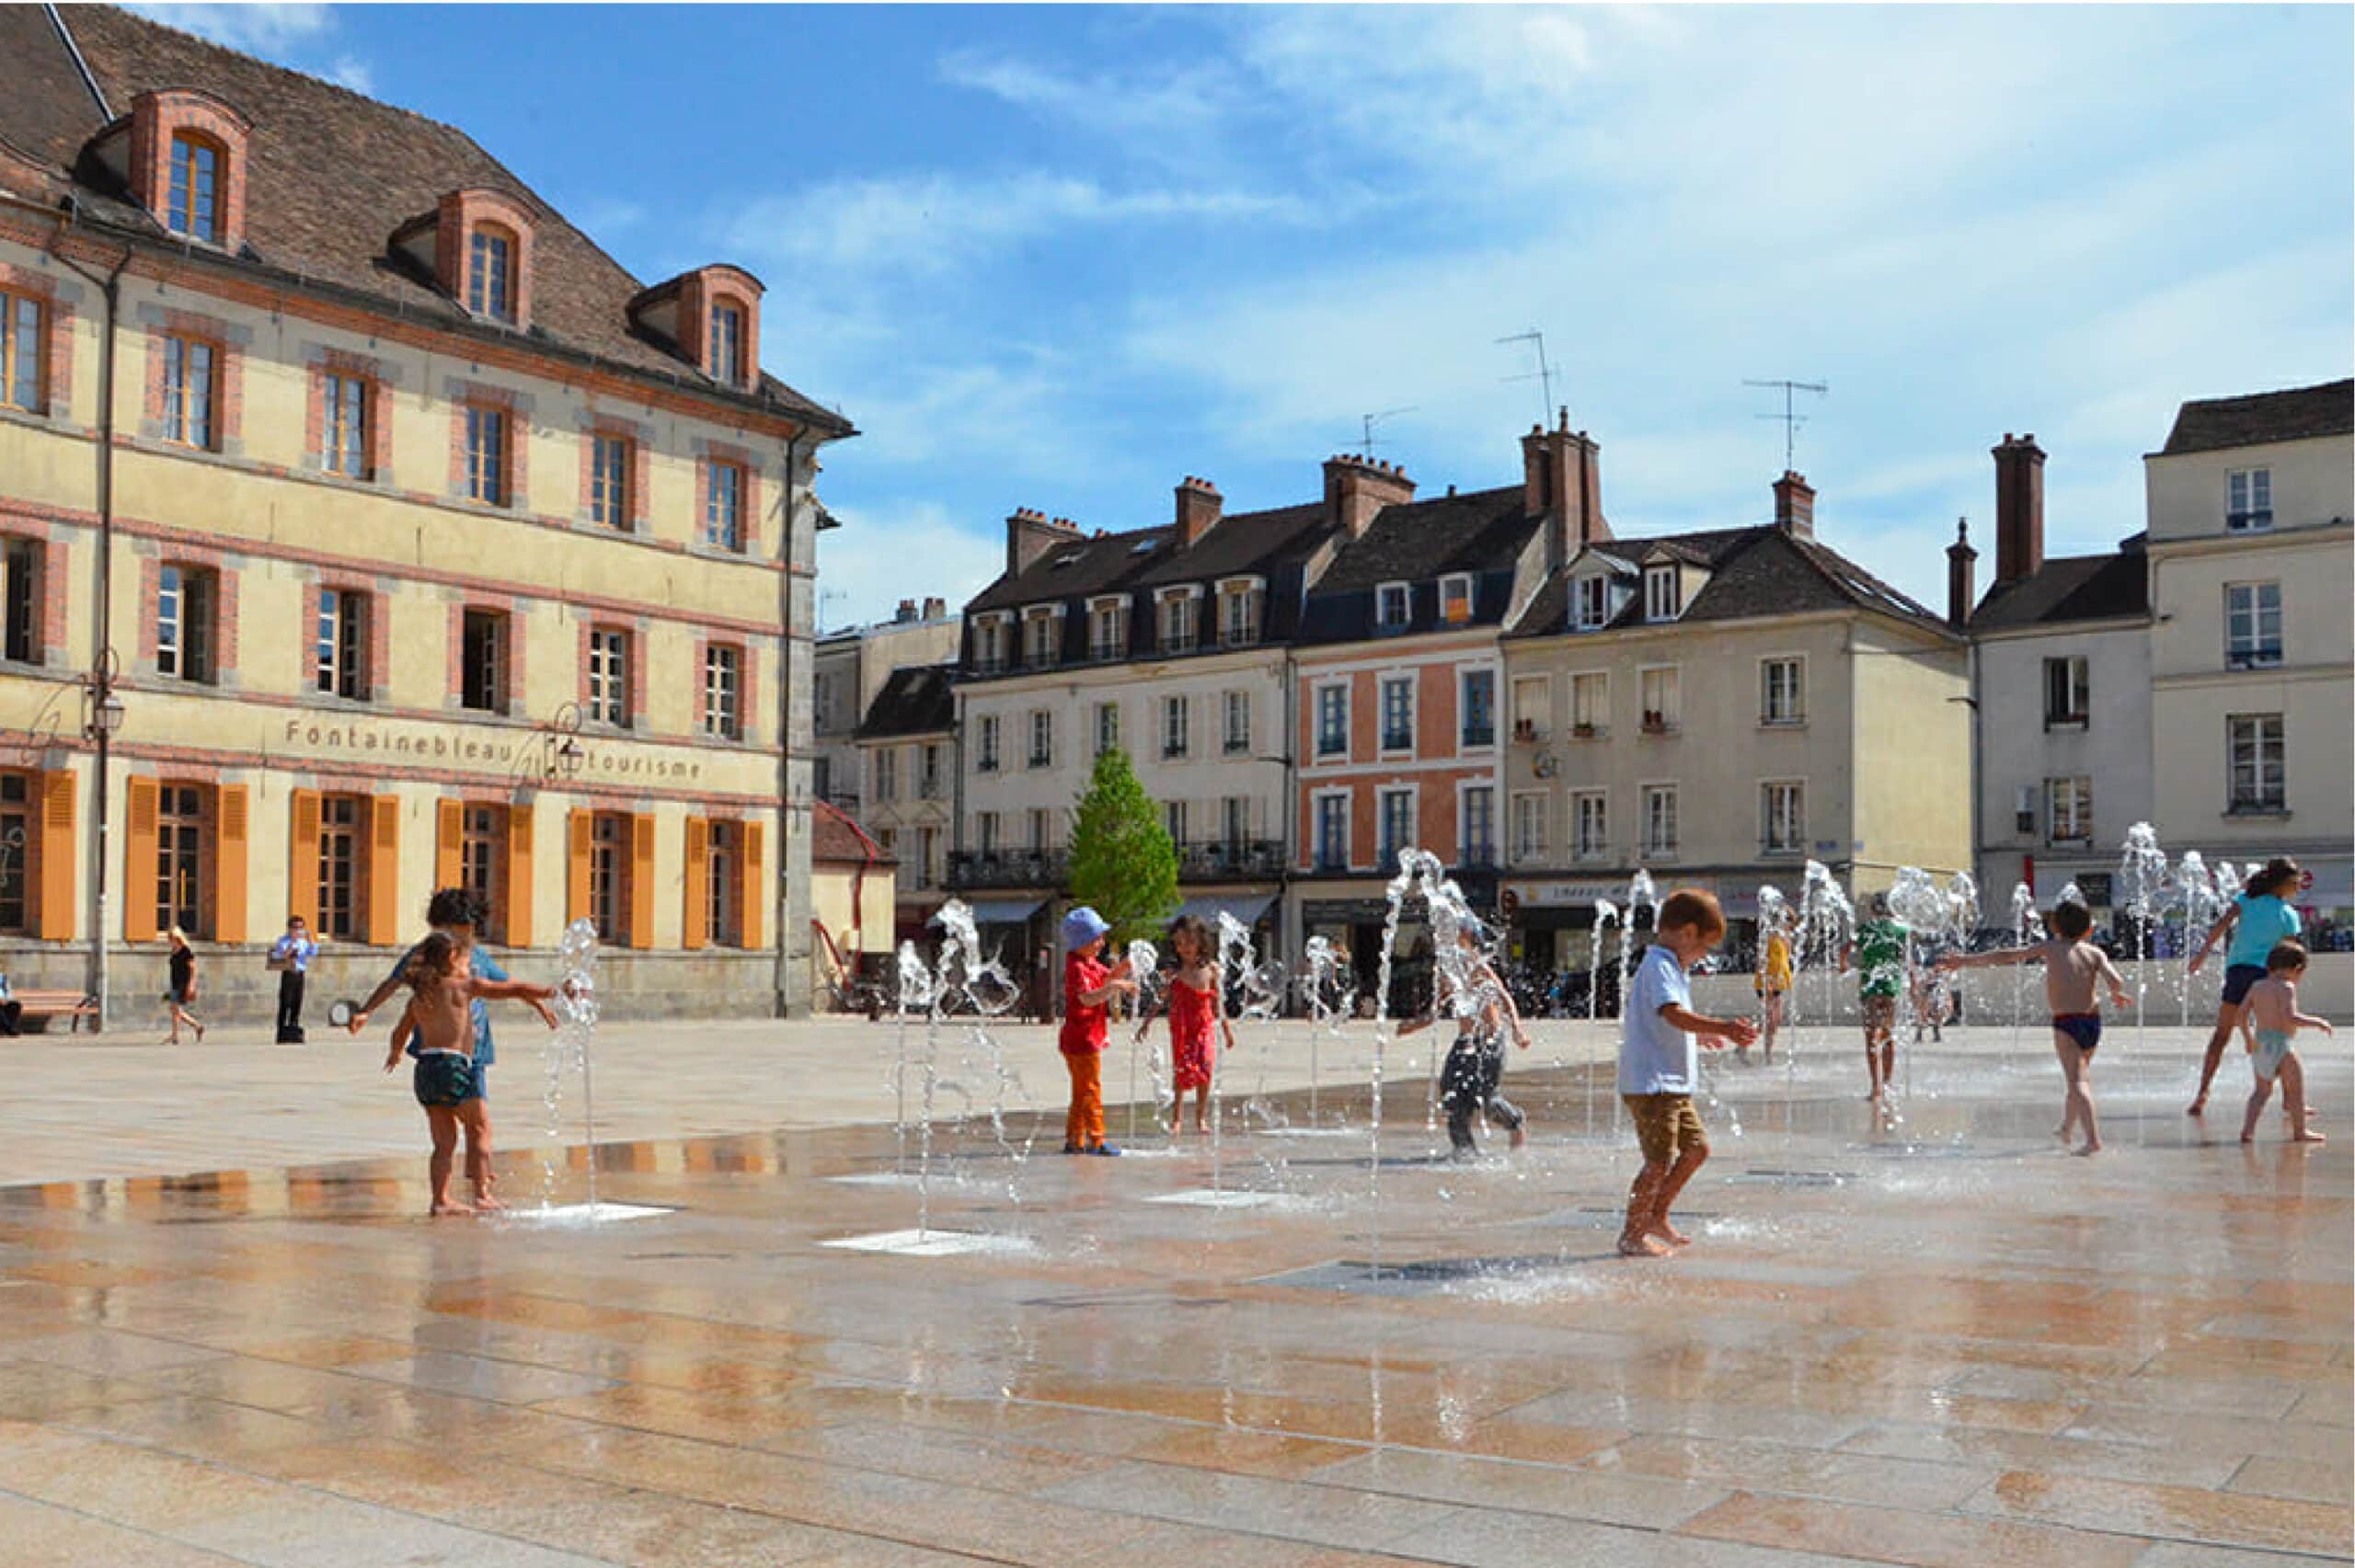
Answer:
xmin=894 ymin=598 xmax=918 ymax=624
xmin=1005 ymin=507 xmax=1068 ymax=577
xmin=922 ymin=595 xmax=946 ymax=620
xmin=1175 ymin=475 xmax=1222 ymax=548
xmin=1773 ymin=471 xmax=1815 ymax=537
xmin=1322 ymin=454 xmax=1415 ymax=538
xmin=1992 ymin=433 xmax=2046 ymax=584
xmin=1523 ymin=408 xmax=1609 ymax=571
xmin=1946 ymin=517 xmax=1977 ymax=629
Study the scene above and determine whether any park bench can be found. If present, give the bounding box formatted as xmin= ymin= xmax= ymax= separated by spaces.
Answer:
xmin=10 ymin=990 xmax=100 ymax=1034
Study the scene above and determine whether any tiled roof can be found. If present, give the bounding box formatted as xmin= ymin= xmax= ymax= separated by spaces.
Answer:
xmin=1970 ymin=540 xmax=2149 ymax=632
xmin=0 ymin=6 xmax=847 ymax=433
xmin=966 ymin=503 xmax=1337 ymax=616
xmin=856 ymin=663 xmax=956 ymax=740
xmin=1307 ymin=486 xmax=1535 ymax=593
xmin=2159 ymin=379 xmax=2352 ymax=456
xmin=813 ymin=802 xmax=895 ymax=867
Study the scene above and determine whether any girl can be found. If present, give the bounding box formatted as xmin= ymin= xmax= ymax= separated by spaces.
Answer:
xmin=163 ymin=926 xmax=204 ymax=1046
xmin=2187 ymin=858 xmax=2303 ymax=1116
xmin=1152 ymin=915 xmax=1235 ymax=1135
xmin=1749 ymin=911 xmax=1793 ymax=1063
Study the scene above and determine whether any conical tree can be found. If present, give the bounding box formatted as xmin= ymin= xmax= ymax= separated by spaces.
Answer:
xmin=1066 ymin=745 xmax=1178 ymax=946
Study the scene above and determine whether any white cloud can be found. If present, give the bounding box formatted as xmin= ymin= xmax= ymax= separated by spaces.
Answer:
xmin=327 ymin=53 xmax=373 ymax=94
xmin=815 ymin=501 xmax=1004 ymax=632
xmin=125 ymin=3 xmax=335 ymax=52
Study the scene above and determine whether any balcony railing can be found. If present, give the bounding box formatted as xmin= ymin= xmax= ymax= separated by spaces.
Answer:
xmin=1176 ymin=839 xmax=1287 ymax=880
xmin=1381 ymin=728 xmax=1413 ymax=751
xmin=1512 ymin=719 xmax=1545 ymax=744
xmin=1457 ymin=844 xmax=1498 ymax=870
xmin=1461 ymin=725 xmax=1495 ymax=748
xmin=947 ymin=849 xmax=1068 ymax=890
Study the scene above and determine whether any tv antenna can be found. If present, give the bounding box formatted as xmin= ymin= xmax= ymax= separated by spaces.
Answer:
xmin=1744 ymin=377 xmax=1828 ymax=471
xmin=1358 ymin=406 xmax=1417 ymax=459
xmin=1498 ymin=329 xmax=1558 ymax=424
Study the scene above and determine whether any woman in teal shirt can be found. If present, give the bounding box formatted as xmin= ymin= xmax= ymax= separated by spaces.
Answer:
xmin=2187 ymin=858 xmax=2303 ymax=1116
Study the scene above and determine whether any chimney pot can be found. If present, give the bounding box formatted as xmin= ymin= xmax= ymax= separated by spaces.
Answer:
xmin=1945 ymin=515 xmax=1978 ymax=629
xmin=1175 ymin=473 xmax=1223 ymax=547
xmin=1524 ymin=421 xmax=1610 ymax=567
xmin=1773 ymin=470 xmax=1816 ymax=537
xmin=1323 ymin=452 xmax=1415 ymax=539
xmin=1992 ymin=433 xmax=2048 ymax=585
xmin=923 ymin=595 xmax=945 ymax=619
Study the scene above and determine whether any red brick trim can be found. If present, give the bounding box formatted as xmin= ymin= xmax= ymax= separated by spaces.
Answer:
xmin=0 ymin=261 xmax=75 ymax=417
xmin=675 ymin=266 xmax=764 ymax=389
xmin=140 ymin=548 xmax=240 ymax=682
xmin=304 ymin=349 xmax=392 ymax=480
xmin=695 ymin=439 xmax=761 ymax=555
xmin=128 ymin=89 xmax=254 ymax=253
xmin=432 ymin=188 xmax=538 ymax=331
xmin=143 ymin=312 xmax=242 ymax=450
xmin=580 ymin=414 xmax=651 ymax=532
xmin=448 ymin=382 xmax=526 ymax=509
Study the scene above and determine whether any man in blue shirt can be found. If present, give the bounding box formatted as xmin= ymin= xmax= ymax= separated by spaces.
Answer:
xmin=269 ymin=916 xmax=319 ymax=1043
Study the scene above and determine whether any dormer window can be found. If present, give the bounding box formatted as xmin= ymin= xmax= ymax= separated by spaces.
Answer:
xmin=418 ymin=189 xmax=537 ymax=332
xmin=1157 ymin=588 xmax=1199 ymax=654
xmin=1088 ymin=597 xmax=1128 ymax=661
xmin=1644 ymin=565 xmax=1681 ymax=622
xmin=469 ymin=226 xmax=516 ymax=323
xmin=167 ymin=132 xmax=222 ymax=241
xmin=1376 ymin=582 xmax=1410 ymax=628
xmin=709 ymin=301 xmax=745 ymax=384
xmin=1440 ymin=575 xmax=1474 ymax=624
xmin=1022 ymin=607 xmax=1060 ymax=669
xmin=973 ymin=615 xmax=1010 ymax=675
xmin=1574 ymin=575 xmax=1610 ymax=630
xmin=127 ymin=91 xmax=253 ymax=253
xmin=1217 ymin=578 xmax=1262 ymax=647
xmin=629 ymin=266 xmax=764 ymax=389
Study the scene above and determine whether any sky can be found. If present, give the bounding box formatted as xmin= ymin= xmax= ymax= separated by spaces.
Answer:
xmin=134 ymin=3 xmax=2354 ymax=631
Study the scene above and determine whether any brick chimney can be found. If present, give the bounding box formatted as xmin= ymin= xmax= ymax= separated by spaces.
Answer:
xmin=1005 ymin=507 xmax=1072 ymax=578
xmin=1773 ymin=471 xmax=1815 ymax=537
xmin=894 ymin=598 xmax=918 ymax=623
xmin=922 ymin=595 xmax=946 ymax=620
xmin=1523 ymin=409 xmax=1608 ymax=571
xmin=1946 ymin=517 xmax=1977 ymax=629
xmin=1992 ymin=433 xmax=2046 ymax=584
xmin=1322 ymin=454 xmax=1415 ymax=539
xmin=1175 ymin=475 xmax=1223 ymax=548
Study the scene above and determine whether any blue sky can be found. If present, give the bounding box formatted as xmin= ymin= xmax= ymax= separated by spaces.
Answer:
xmin=142 ymin=4 xmax=2352 ymax=630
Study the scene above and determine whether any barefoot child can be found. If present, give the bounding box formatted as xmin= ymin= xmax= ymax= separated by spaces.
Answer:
xmin=1060 ymin=907 xmax=1135 ymax=1156
xmin=1750 ymin=912 xmax=1793 ymax=1063
xmin=2234 ymin=941 xmax=2332 ymax=1145
xmin=1144 ymin=915 xmax=1233 ymax=1135
xmin=1402 ymin=921 xmax=1533 ymax=1159
xmin=1939 ymin=898 xmax=2128 ymax=1156
xmin=1842 ymin=894 xmax=1906 ymax=1103
xmin=2186 ymin=858 xmax=2303 ymax=1116
xmin=380 ymin=932 xmax=557 ymax=1215
xmin=1618 ymin=890 xmax=1759 ymax=1257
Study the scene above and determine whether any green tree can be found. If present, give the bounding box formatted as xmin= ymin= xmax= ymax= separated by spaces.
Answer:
xmin=1066 ymin=745 xmax=1178 ymax=945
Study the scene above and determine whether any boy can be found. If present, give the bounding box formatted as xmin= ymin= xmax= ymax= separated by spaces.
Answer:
xmin=1938 ymin=899 xmax=2129 ymax=1156
xmin=1401 ymin=921 xmax=1533 ymax=1158
xmin=381 ymin=933 xmax=557 ymax=1215
xmin=1059 ymin=907 xmax=1135 ymax=1156
xmin=269 ymin=915 xmax=318 ymax=1044
xmin=2234 ymin=941 xmax=2332 ymax=1145
xmin=1843 ymin=893 xmax=1907 ymax=1103
xmin=1618 ymin=889 xmax=1759 ymax=1258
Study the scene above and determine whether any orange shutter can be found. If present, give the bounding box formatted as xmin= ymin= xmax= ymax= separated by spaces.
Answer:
xmin=287 ymin=790 xmax=321 ymax=931
xmin=367 ymin=795 xmax=400 ymax=944
xmin=435 ymin=799 xmax=463 ymax=890
xmin=505 ymin=801 xmax=534 ymax=949
xmin=739 ymin=819 xmax=764 ymax=952
xmin=123 ymin=777 xmax=158 ymax=943
xmin=682 ymin=817 xmax=709 ymax=950
xmin=628 ymin=813 xmax=656 ymax=950
xmin=214 ymin=784 xmax=249 ymax=944
xmin=35 ymin=770 xmax=75 ymax=941
xmin=566 ymin=808 xmax=592 ymax=925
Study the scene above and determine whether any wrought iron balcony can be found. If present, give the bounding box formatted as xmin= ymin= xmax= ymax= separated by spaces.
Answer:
xmin=946 ymin=849 xmax=1068 ymax=890
xmin=1176 ymin=839 xmax=1286 ymax=880
xmin=1460 ymin=725 xmax=1496 ymax=748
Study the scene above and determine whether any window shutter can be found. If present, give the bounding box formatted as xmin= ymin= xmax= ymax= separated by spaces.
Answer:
xmin=506 ymin=801 xmax=534 ymax=949
xmin=739 ymin=819 xmax=764 ymax=952
xmin=287 ymin=790 xmax=321 ymax=931
xmin=629 ymin=813 xmax=656 ymax=950
xmin=35 ymin=771 xmax=75 ymax=941
xmin=683 ymin=817 xmax=709 ymax=951
xmin=435 ymin=799 xmax=463 ymax=890
xmin=366 ymin=795 xmax=400 ymax=944
xmin=123 ymin=777 xmax=159 ymax=943
xmin=214 ymin=784 xmax=249 ymax=944
xmin=566 ymin=808 xmax=592 ymax=924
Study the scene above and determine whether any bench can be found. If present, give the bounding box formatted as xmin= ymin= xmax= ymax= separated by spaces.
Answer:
xmin=10 ymin=990 xmax=100 ymax=1034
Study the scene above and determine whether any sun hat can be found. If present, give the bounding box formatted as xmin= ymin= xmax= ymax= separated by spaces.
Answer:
xmin=1061 ymin=907 xmax=1110 ymax=949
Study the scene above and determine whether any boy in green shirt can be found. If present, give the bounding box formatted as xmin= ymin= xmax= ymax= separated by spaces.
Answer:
xmin=1843 ymin=893 xmax=1908 ymax=1104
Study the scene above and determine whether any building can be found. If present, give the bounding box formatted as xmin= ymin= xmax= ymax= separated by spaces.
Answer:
xmin=809 ymin=797 xmax=894 ymax=1010
xmin=810 ymin=595 xmax=957 ymax=813
xmin=1499 ymin=466 xmax=1972 ymax=966
xmin=2144 ymin=379 xmax=2352 ymax=927
xmin=0 ymin=6 xmax=851 ymax=1021
xmin=855 ymin=661 xmax=953 ymax=942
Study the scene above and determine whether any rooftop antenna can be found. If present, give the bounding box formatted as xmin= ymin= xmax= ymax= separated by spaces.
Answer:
xmin=1744 ymin=377 xmax=1828 ymax=472
xmin=1497 ymin=329 xmax=1558 ymax=425
xmin=1359 ymin=406 xmax=1417 ymax=459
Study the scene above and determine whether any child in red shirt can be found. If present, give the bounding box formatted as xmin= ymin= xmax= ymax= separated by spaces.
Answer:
xmin=1060 ymin=907 xmax=1135 ymax=1155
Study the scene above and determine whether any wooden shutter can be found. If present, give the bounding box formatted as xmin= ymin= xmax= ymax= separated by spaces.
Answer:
xmin=566 ymin=808 xmax=592 ymax=925
xmin=366 ymin=795 xmax=400 ymax=944
xmin=123 ymin=777 xmax=158 ymax=943
xmin=628 ymin=812 xmax=656 ymax=950
xmin=682 ymin=817 xmax=709 ymax=951
xmin=287 ymin=790 xmax=321 ymax=931
xmin=435 ymin=799 xmax=464 ymax=890
xmin=739 ymin=819 xmax=764 ymax=952
xmin=214 ymin=784 xmax=249 ymax=944
xmin=35 ymin=770 xmax=75 ymax=941
xmin=506 ymin=801 xmax=534 ymax=949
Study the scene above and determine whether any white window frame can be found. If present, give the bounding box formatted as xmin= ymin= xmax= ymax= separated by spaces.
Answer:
xmin=1574 ymin=574 xmax=1610 ymax=630
xmin=1457 ymin=781 xmax=1495 ymax=866
xmin=702 ymin=644 xmax=741 ymax=738
xmin=1028 ymin=708 xmax=1054 ymax=769
xmin=975 ymin=810 xmax=1000 ymax=855
xmin=2227 ymin=714 xmax=2285 ymax=813
xmin=1573 ymin=790 xmax=1608 ymax=862
xmin=587 ymin=626 xmax=630 ymax=727
xmin=1087 ymin=595 xmax=1128 ymax=662
xmin=1376 ymin=784 xmax=1419 ymax=871
xmin=1220 ymin=795 xmax=1250 ymax=849
xmin=2224 ymin=581 xmax=2283 ymax=670
xmin=1644 ymin=564 xmax=1681 ymax=622
xmin=1760 ymin=656 xmax=1805 ymax=727
xmin=974 ymin=614 xmax=1012 ymax=675
xmin=873 ymin=747 xmax=898 ymax=802
xmin=1378 ymin=673 xmax=1416 ymax=754
xmin=316 ymin=586 xmax=367 ymax=701
xmin=2043 ymin=655 xmax=2090 ymax=727
xmin=1021 ymin=605 xmax=1062 ymax=669
xmin=1162 ymin=693 xmax=1190 ymax=760
xmin=1761 ymin=780 xmax=1806 ymax=855
xmin=1314 ymin=680 xmax=1350 ymax=760
xmin=1458 ymin=667 xmax=1497 ymax=750
xmin=1375 ymin=580 xmax=1412 ymax=629
xmin=1511 ymin=790 xmax=1548 ymax=864
xmin=1512 ymin=674 xmax=1550 ymax=743
xmin=1095 ymin=700 xmax=1120 ymax=758
xmin=2044 ymin=775 xmax=2092 ymax=845
xmin=1155 ymin=586 xmax=1200 ymax=654
xmin=1164 ymin=798 xmax=1189 ymax=846
xmin=1311 ymin=788 xmax=1351 ymax=871
xmin=1223 ymin=690 xmax=1251 ymax=755
xmin=1217 ymin=577 xmax=1264 ymax=647
xmin=1640 ymin=782 xmax=1679 ymax=859
xmin=1638 ymin=664 xmax=1680 ymax=733
xmin=1439 ymin=573 xmax=1475 ymax=624
xmin=976 ymin=712 xmax=1000 ymax=773
xmin=2226 ymin=467 xmax=2273 ymax=532
xmin=1569 ymin=670 xmax=1607 ymax=738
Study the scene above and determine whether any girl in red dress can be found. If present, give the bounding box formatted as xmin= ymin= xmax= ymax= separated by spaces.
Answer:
xmin=1163 ymin=915 xmax=1236 ymax=1135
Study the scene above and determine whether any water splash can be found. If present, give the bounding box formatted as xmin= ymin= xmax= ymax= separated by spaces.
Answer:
xmin=1298 ymin=934 xmax=1356 ymax=1127
xmin=539 ymin=918 xmax=602 ymax=1212
xmin=1123 ymin=937 xmax=1168 ymax=1146
xmin=2119 ymin=822 xmax=2171 ymax=1144
xmin=1589 ymin=898 xmax=1620 ymax=1139
xmin=2175 ymin=851 xmax=2220 ymax=1026
xmin=2008 ymin=883 xmax=2044 ymax=1061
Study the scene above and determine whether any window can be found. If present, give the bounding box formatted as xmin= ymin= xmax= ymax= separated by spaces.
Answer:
xmin=2225 ymin=583 xmax=2283 ymax=670
xmin=1095 ymin=701 xmax=1120 ymax=758
xmin=1574 ymin=575 xmax=1610 ymax=630
xmin=1159 ymin=592 xmax=1197 ymax=653
xmin=1761 ymin=658 xmax=1804 ymax=726
xmin=1223 ymin=691 xmax=1251 ymax=755
xmin=1222 ymin=795 xmax=1249 ymax=849
xmin=1570 ymin=671 xmax=1607 ymax=736
xmin=709 ymin=301 xmax=745 ymax=384
xmin=1440 ymin=575 xmax=1474 ymax=624
xmin=913 ymin=826 xmax=939 ymax=887
xmin=1164 ymin=799 xmax=1188 ymax=846
xmin=1762 ymin=782 xmax=1806 ymax=854
xmin=1023 ymin=610 xmax=1058 ymax=669
xmin=319 ymin=372 xmax=368 ymax=478
xmin=2 ymin=291 xmax=43 ymax=413
xmin=1641 ymin=784 xmax=1679 ymax=857
xmin=1162 ymin=694 xmax=1189 ymax=759
xmin=587 ymin=627 xmax=631 ymax=727
xmin=977 ymin=714 xmax=1000 ymax=772
xmin=2 ymin=538 xmax=41 ymax=664
xmin=1511 ymin=793 xmax=1546 ymax=863
xmin=589 ymin=813 xmax=630 ymax=943
xmin=1380 ymin=675 xmax=1414 ymax=751
xmin=0 ymin=773 xmax=28 ymax=933
xmin=161 ymin=336 xmax=215 ymax=448
xmin=873 ymin=748 xmax=898 ymax=804
xmin=156 ymin=565 xmax=214 ymax=683
xmin=469 ymin=226 xmax=515 ymax=323
xmin=975 ymin=617 xmax=1008 ymax=675
xmin=705 ymin=461 xmax=744 ymax=551
xmin=2045 ymin=776 xmax=2092 ymax=844
xmin=460 ymin=804 xmax=505 ymax=944
xmin=461 ymin=609 xmax=506 ymax=713
xmin=1315 ymin=795 xmax=1349 ymax=870
xmin=2228 ymin=715 xmax=2285 ymax=812
xmin=812 ymin=756 xmax=833 ymax=802
xmin=315 ymin=588 xmax=369 ymax=701
xmin=1376 ymin=582 xmax=1410 ymax=628
xmin=1512 ymin=675 xmax=1549 ymax=741
xmin=706 ymin=820 xmax=741 ymax=946
xmin=1574 ymin=791 xmax=1608 ymax=860
xmin=2043 ymin=656 xmax=2089 ymax=726
xmin=1378 ymin=788 xmax=1414 ymax=869
xmin=1028 ymin=709 xmax=1053 ymax=768
xmin=976 ymin=810 xmax=1000 ymax=854
xmin=1220 ymin=585 xmax=1259 ymax=647
xmin=703 ymin=645 xmax=741 ymax=739
xmin=167 ymin=133 xmax=220 ymax=242
xmin=1460 ymin=785 xmax=1494 ymax=866
xmin=1461 ymin=670 xmax=1496 ymax=747
xmin=920 ymin=744 xmax=943 ymax=799
xmin=155 ymin=783 xmax=206 ymax=939
xmin=591 ymin=434 xmax=630 ymax=527
xmin=1028 ymin=808 xmax=1053 ymax=853
xmin=465 ymin=405 xmax=507 ymax=505
xmin=1639 ymin=667 xmax=1680 ymax=732
xmin=316 ymin=795 xmax=365 ymax=940
xmin=2226 ymin=468 xmax=2273 ymax=532
xmin=1089 ymin=599 xmax=1127 ymax=661
xmin=1645 ymin=565 xmax=1681 ymax=622
xmin=1315 ymin=685 xmax=1348 ymax=757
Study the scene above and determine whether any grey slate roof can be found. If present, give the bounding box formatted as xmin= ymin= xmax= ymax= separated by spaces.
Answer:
xmin=857 ymin=664 xmax=956 ymax=740
xmin=2159 ymin=379 xmax=2352 ymax=456
xmin=1296 ymin=486 xmax=1542 ymax=644
xmin=1969 ymin=538 xmax=2149 ymax=632
xmin=966 ymin=502 xmax=1338 ymax=617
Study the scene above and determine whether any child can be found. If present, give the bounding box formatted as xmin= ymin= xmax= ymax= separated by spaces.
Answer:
xmin=1843 ymin=893 xmax=1907 ymax=1103
xmin=1143 ymin=915 xmax=1234 ymax=1135
xmin=1938 ymin=898 xmax=2129 ymax=1156
xmin=162 ymin=926 xmax=204 ymax=1046
xmin=1749 ymin=912 xmax=1793 ymax=1064
xmin=1401 ymin=921 xmax=1533 ymax=1158
xmin=1059 ymin=907 xmax=1135 ymax=1156
xmin=380 ymin=932 xmax=557 ymax=1215
xmin=1618 ymin=890 xmax=1759 ymax=1257
xmin=2186 ymin=857 xmax=2303 ymax=1116
xmin=2234 ymin=941 xmax=2332 ymax=1145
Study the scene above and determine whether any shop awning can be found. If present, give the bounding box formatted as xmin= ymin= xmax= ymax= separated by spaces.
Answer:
xmin=1173 ymin=893 xmax=1277 ymax=927
xmin=936 ymin=898 xmax=1044 ymax=926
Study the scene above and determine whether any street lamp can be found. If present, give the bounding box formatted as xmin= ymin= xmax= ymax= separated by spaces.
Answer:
xmin=81 ymin=648 xmax=124 ymax=1034
xmin=539 ymin=701 xmax=585 ymax=782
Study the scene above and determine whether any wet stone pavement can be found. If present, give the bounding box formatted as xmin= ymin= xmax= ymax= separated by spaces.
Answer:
xmin=0 ymin=1028 xmax=2348 ymax=1567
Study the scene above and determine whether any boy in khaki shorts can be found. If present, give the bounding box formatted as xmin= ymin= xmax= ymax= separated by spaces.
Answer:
xmin=1618 ymin=889 xmax=1758 ymax=1258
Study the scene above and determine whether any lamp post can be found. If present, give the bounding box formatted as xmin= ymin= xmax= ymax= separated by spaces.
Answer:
xmin=82 ymin=649 xmax=126 ymax=1032
xmin=539 ymin=701 xmax=585 ymax=783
